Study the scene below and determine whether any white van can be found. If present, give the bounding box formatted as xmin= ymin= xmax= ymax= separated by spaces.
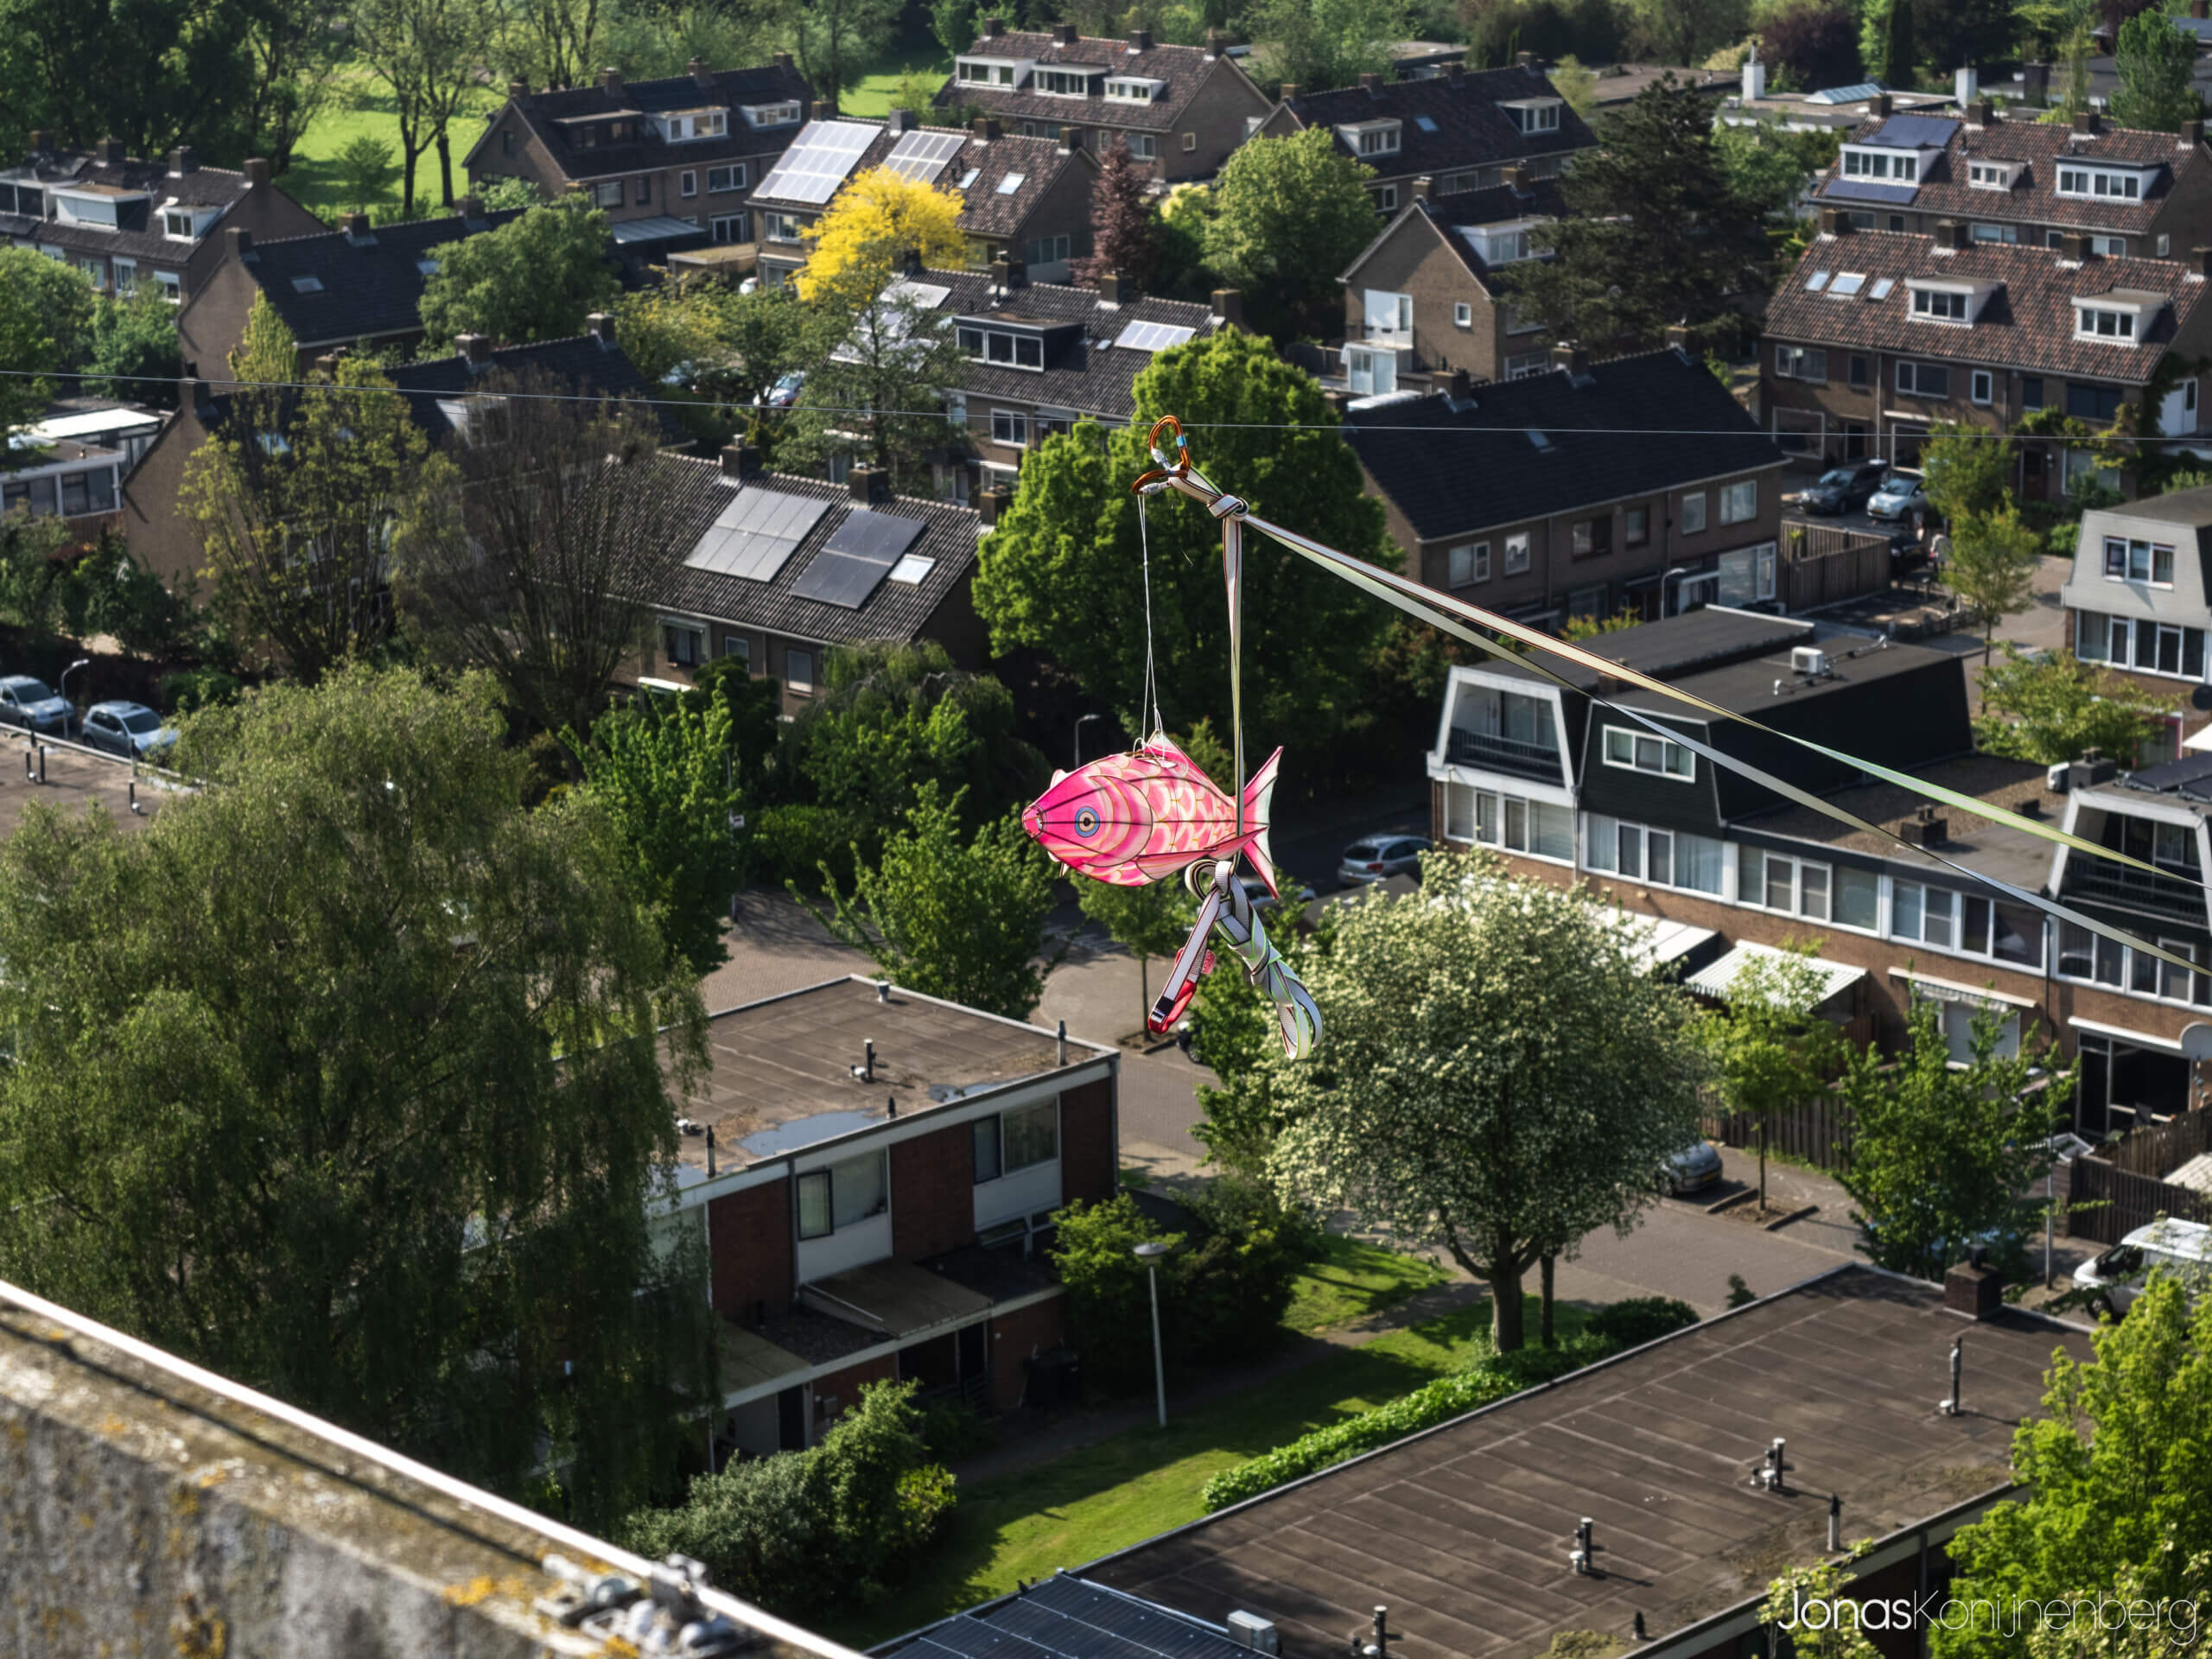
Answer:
xmin=2072 ymin=1217 xmax=2212 ymax=1316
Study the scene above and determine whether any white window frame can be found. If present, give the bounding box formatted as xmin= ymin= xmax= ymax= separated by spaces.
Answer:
xmin=1128 ymin=132 xmax=1158 ymax=161
xmin=2075 ymin=304 xmax=2140 ymax=343
xmin=1453 ymin=301 xmax=1472 ymax=328
xmin=680 ymin=169 xmax=697 ymax=197
xmin=1718 ymin=479 xmax=1758 ymax=526
xmin=1459 ymin=785 xmax=1574 ymax=864
xmin=1584 ymin=815 xmax=1726 ymax=895
xmin=1447 ymin=541 xmax=1490 ymax=587
xmin=1971 ymin=369 xmax=1994 ymax=405
xmin=1910 ymin=286 xmax=1969 ymax=322
xmin=1600 ymin=724 xmax=1694 ymax=780
xmin=1738 ymin=845 xmax=1834 ymax=921
xmin=785 ymin=647 xmax=815 ymax=694
xmin=2103 ymin=536 xmax=2177 ymax=588
xmin=991 ymin=407 xmax=1029 ymax=447
xmin=1774 ymin=344 xmax=1827 ymax=383
xmin=1181 ymin=132 xmax=1197 ymax=153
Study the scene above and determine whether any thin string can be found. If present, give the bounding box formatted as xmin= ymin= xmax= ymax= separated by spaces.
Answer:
xmin=1137 ymin=492 xmax=1163 ymax=744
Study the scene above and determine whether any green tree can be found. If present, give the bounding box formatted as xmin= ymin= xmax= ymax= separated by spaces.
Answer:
xmin=572 ymin=695 xmax=747 ymax=976
xmin=1696 ymin=943 xmax=1847 ymax=1211
xmin=2056 ymin=22 xmax=2094 ymax=121
xmin=1949 ymin=502 xmax=2044 ymax=663
xmin=0 ymin=0 xmax=264 ymax=162
xmin=82 ymin=288 xmax=181 ymax=407
xmin=334 ymin=132 xmax=399 ymax=211
xmin=1549 ymin=53 xmax=1599 ymax=118
xmin=1200 ymin=129 xmax=1378 ymax=339
xmin=0 ymin=247 xmax=90 ymax=441
xmin=352 ymin=0 xmax=500 ymax=214
xmin=503 ymin=0 xmax=603 ymax=91
xmin=974 ymin=334 xmax=1393 ymax=760
xmin=1761 ymin=1551 xmax=1882 ymax=1659
xmin=182 ymin=346 xmax=429 ymax=677
xmin=1921 ymin=418 xmax=2011 ymax=524
xmin=2112 ymin=7 xmax=2202 ymax=130
xmin=779 ymin=0 xmax=900 ymax=105
xmin=1838 ymin=998 xmax=2066 ymax=1285
xmin=1262 ymin=849 xmax=1707 ymax=1351
xmin=1515 ymin=78 xmax=1771 ymax=353
xmin=1713 ymin=119 xmax=1839 ymax=220
xmin=1623 ymin=0 xmax=1750 ymax=65
xmin=0 ymin=666 xmax=712 ymax=1526
xmin=798 ymin=782 xmax=1064 ymax=1020
xmin=1878 ymin=0 xmax=1914 ymax=83
xmin=1052 ymin=1193 xmax=1182 ymax=1390
xmin=1937 ymin=1275 xmax=2212 ymax=1659
xmin=418 ymin=198 xmax=620 ymax=347
xmin=1073 ymin=137 xmax=1169 ymax=291
xmin=1078 ymin=875 xmax=1198 ymax=1028
xmin=615 ymin=277 xmax=808 ymax=442
xmin=929 ymin=0 xmax=979 ymax=59
xmin=1974 ymin=645 xmax=2184 ymax=765
xmin=1248 ymin=0 xmax=1406 ymax=92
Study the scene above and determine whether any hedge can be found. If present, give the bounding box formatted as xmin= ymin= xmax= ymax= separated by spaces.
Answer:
xmin=1199 ymin=1333 xmax=1618 ymax=1512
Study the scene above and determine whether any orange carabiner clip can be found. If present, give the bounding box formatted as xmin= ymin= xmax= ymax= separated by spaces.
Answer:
xmin=1130 ymin=415 xmax=1192 ymax=495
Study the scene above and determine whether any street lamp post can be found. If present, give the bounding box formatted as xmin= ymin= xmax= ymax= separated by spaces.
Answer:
xmin=1074 ymin=712 xmax=1105 ymax=769
xmin=1134 ymin=1238 xmax=1174 ymax=1427
xmin=1660 ymin=567 xmax=1691 ymax=618
xmin=58 ymin=657 xmax=89 ymax=740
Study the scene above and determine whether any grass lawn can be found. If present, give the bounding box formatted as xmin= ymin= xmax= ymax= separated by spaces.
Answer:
xmin=1281 ymin=1235 xmax=1452 ymax=1335
xmin=838 ymin=52 xmax=951 ymax=118
xmin=284 ymin=67 xmax=503 ymax=220
xmin=827 ymin=1294 xmax=1587 ymax=1649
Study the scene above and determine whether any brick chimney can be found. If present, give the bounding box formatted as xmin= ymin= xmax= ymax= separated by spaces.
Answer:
xmin=1211 ymin=287 xmax=1244 ymax=328
xmin=343 ymin=211 xmax=373 ymax=241
xmin=456 ymin=194 xmax=485 ymax=222
xmin=848 ymin=464 xmax=889 ymax=505
xmin=773 ymin=49 xmax=793 ymax=67
xmin=507 ymin=78 xmax=529 ymax=101
xmin=2195 ymin=0 xmax=2208 ymax=18
xmin=1446 ymin=59 xmax=1466 ymax=79
xmin=978 ymin=482 xmax=1012 ymax=524
xmin=1128 ymin=27 xmax=1152 ymax=50
xmin=1059 ymin=124 xmax=1080 ymax=151
xmin=1817 ymin=206 xmax=1850 ymax=236
xmin=1205 ymin=29 xmax=1228 ymax=56
xmin=178 ymin=374 xmax=204 ymax=415
xmin=971 ymin=116 xmax=1001 ymax=141
xmin=2194 ymin=246 xmax=2212 ymax=276
xmin=245 ymin=157 xmax=271 ymax=187
xmin=1056 ymin=22 xmax=1078 ymax=44
xmin=690 ymin=56 xmax=713 ymax=86
xmin=1970 ymin=97 xmax=1995 ymax=126
xmin=1412 ymin=175 xmax=1433 ymax=201
xmin=990 ymin=253 xmax=1027 ymax=289
xmin=587 ymin=311 xmax=616 ymax=348
xmin=721 ymin=441 xmax=761 ymax=479
xmin=26 ymin=130 xmax=48 ymax=152
xmin=1515 ymin=49 xmax=1535 ymax=70
xmin=1279 ymin=83 xmax=1300 ymax=102
xmin=168 ymin=146 xmax=197 ymax=175
xmin=1097 ymin=270 xmax=1123 ymax=302
xmin=226 ymin=226 xmax=253 ymax=261
xmin=887 ymin=106 xmax=918 ymax=134
xmin=99 ymin=135 xmax=125 ymax=164
xmin=2183 ymin=118 xmax=2204 ymax=148
xmin=2062 ymin=229 xmax=2094 ymax=260
xmin=816 ymin=98 xmax=839 ymax=119
xmin=1871 ymin=92 xmax=1893 ymax=116
xmin=2074 ymin=107 xmax=2099 ymax=133
xmin=1447 ymin=367 xmax=1471 ymax=401
xmin=456 ymin=333 xmax=493 ymax=367
xmin=598 ymin=66 xmax=622 ymax=94
xmin=1503 ymin=162 xmax=1529 ymax=192
xmin=982 ymin=16 xmax=1004 ymax=35
xmin=1552 ymin=341 xmax=1587 ymax=375
xmin=1358 ymin=71 xmax=1381 ymax=90
xmin=1935 ymin=218 xmax=1965 ymax=251
xmin=1666 ymin=323 xmax=1693 ymax=355
xmin=1944 ymin=1252 xmax=2004 ymax=1319
xmin=313 ymin=351 xmax=346 ymax=377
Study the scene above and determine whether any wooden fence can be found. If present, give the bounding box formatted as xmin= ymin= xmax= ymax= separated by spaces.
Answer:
xmin=2063 ymin=1111 xmax=2212 ymax=1244
xmin=1780 ymin=524 xmax=1891 ymax=613
xmin=1701 ymin=1092 xmax=1854 ymax=1174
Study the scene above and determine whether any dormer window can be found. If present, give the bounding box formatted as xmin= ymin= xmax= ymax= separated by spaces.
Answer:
xmin=955 ymin=57 xmax=1027 ymax=87
xmin=956 ymin=322 xmax=1046 ymax=368
xmin=1841 ymin=147 xmax=1917 ymax=182
xmin=1458 ymin=218 xmax=1547 ymax=264
xmin=162 ymin=204 xmax=216 ymax=240
xmin=2057 ymin=164 xmax=2148 ymax=200
xmin=1910 ymin=285 xmax=1972 ymax=321
xmin=741 ymin=100 xmax=804 ymax=128
xmin=1035 ymin=67 xmax=1103 ymax=96
xmin=1337 ymin=119 xmax=1401 ymax=157
xmin=2074 ymin=292 xmax=2161 ymax=341
xmin=1500 ymin=98 xmax=1561 ymax=134
xmin=658 ymin=108 xmax=728 ymax=142
xmin=1104 ymin=77 xmax=1164 ymax=102
xmin=1967 ymin=160 xmax=2019 ymax=190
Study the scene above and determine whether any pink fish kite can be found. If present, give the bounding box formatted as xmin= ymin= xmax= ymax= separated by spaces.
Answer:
xmin=1024 ymin=737 xmax=1282 ymax=898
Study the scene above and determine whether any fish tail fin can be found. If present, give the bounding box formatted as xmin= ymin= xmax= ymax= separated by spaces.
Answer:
xmin=1238 ymin=747 xmax=1283 ymax=899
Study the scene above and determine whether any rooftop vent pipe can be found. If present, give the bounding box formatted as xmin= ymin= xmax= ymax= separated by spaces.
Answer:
xmin=1758 ymin=1437 xmax=1788 ymax=1491
xmin=850 ymin=1039 xmax=875 ymax=1083
xmin=1940 ymin=1337 xmax=1965 ymax=1416
xmin=1827 ymin=1493 xmax=1842 ymax=1552
xmin=1570 ymin=1516 xmax=1595 ymax=1574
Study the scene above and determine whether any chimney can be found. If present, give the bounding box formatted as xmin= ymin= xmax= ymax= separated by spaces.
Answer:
xmin=2021 ymin=61 xmax=2050 ymax=105
xmin=1551 ymin=341 xmax=1587 ymax=375
xmin=1279 ymin=84 xmax=1300 ymax=102
xmin=1515 ymin=49 xmax=1536 ymax=70
xmin=168 ymin=145 xmax=196 ymax=175
xmin=1056 ymin=22 xmax=1078 ymax=45
xmin=2184 ymin=118 xmax=2204 ymax=148
xmin=1742 ymin=55 xmax=1766 ymax=101
xmin=1943 ymin=1252 xmax=2004 ymax=1319
xmin=721 ymin=441 xmax=761 ymax=479
xmin=226 ymin=226 xmax=253 ymax=261
xmin=1097 ymin=270 xmax=1123 ymax=302
xmin=1358 ymin=71 xmax=1381 ymax=90
xmin=1935 ymin=217 xmax=1965 ymax=251
xmin=849 ymin=464 xmax=890 ymax=505
xmin=990 ymin=253 xmax=1027 ymax=289
xmin=979 ymin=482 xmax=1012 ymax=525
xmin=587 ymin=311 xmax=616 ymax=348
xmin=178 ymin=375 xmax=204 ymax=414
xmin=343 ymin=210 xmax=372 ymax=240
xmin=1211 ymin=287 xmax=1244 ymax=328
xmin=245 ymin=157 xmax=271 ymax=187
xmin=1059 ymin=124 xmax=1079 ymax=151
xmin=1503 ymin=162 xmax=1529 ymax=192
xmin=971 ymin=115 xmax=1001 ymax=141
xmin=1447 ymin=367 xmax=1470 ymax=401
xmin=2194 ymin=246 xmax=2212 ymax=277
xmin=1899 ymin=804 xmax=1949 ymax=845
xmin=2063 ymin=229 xmax=2093 ymax=260
xmin=887 ymin=105 xmax=918 ymax=134
xmin=1205 ymin=28 xmax=1227 ymax=56
xmin=1128 ymin=27 xmax=1153 ymax=50
xmin=690 ymin=55 xmax=713 ymax=86
xmin=2196 ymin=0 xmax=2207 ymax=17
xmin=817 ymin=98 xmax=839 ymax=119
xmin=773 ymin=48 xmax=793 ymax=67
xmin=902 ymin=244 xmax=924 ymax=277
xmin=2074 ymin=107 xmax=2099 ymax=134
xmin=1971 ymin=97 xmax=1995 ymax=126
xmin=507 ymin=78 xmax=529 ymax=100
xmin=1412 ymin=175 xmax=1433 ymax=201
xmin=457 ymin=193 xmax=485 ymax=222
xmin=1955 ymin=65 xmax=1978 ymax=107
xmin=1665 ymin=322 xmax=1692 ymax=352
xmin=1445 ymin=59 xmax=1465 ymax=79
xmin=1871 ymin=92 xmax=1893 ymax=116
xmin=456 ymin=333 xmax=493 ymax=366
xmin=1818 ymin=205 xmax=1849 ymax=236
xmin=99 ymin=135 xmax=125 ymax=164
xmin=983 ymin=15 xmax=1004 ymax=35
xmin=313 ymin=351 xmax=345 ymax=377
xmin=26 ymin=130 xmax=48 ymax=152
xmin=598 ymin=66 xmax=622 ymax=94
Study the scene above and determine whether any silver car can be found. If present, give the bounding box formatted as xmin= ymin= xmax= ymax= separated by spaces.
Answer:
xmin=1866 ymin=472 xmax=1929 ymax=522
xmin=79 ymin=700 xmax=175 ymax=760
xmin=0 ymin=674 xmax=70 ymax=734
xmin=1668 ymin=1139 xmax=1725 ymax=1195
xmin=1338 ymin=835 xmax=1432 ymax=886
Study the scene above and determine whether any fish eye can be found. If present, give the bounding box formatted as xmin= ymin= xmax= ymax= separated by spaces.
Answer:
xmin=1073 ymin=807 xmax=1100 ymax=838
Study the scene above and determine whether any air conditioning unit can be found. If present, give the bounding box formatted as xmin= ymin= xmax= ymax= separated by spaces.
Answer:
xmin=1227 ymin=1612 xmax=1280 ymax=1654
xmin=1789 ymin=645 xmax=1830 ymax=678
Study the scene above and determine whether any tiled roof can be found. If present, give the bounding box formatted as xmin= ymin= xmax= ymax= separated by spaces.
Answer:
xmin=1816 ymin=114 xmax=2200 ymax=235
xmin=240 ymin=210 xmax=524 ymax=346
xmin=1764 ymin=230 xmax=2209 ymax=381
xmin=473 ymin=61 xmax=815 ymax=181
xmin=644 ymin=461 xmax=982 ymax=646
xmin=386 ymin=334 xmax=669 ymax=442
xmin=1279 ymin=65 xmax=1597 ymax=180
xmin=1392 ymin=178 xmax=1568 ymax=289
xmin=0 ymin=147 xmax=261 ymax=264
xmin=751 ymin=118 xmax=1085 ymax=238
xmin=1343 ymin=347 xmax=1784 ymax=542
xmin=931 ymin=29 xmax=1252 ymax=131
xmin=912 ymin=266 xmax=1224 ymax=419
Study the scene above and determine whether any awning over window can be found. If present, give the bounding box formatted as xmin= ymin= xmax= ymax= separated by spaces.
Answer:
xmin=1691 ymin=941 xmax=1865 ymax=1005
xmin=1603 ymin=910 xmax=1721 ymax=976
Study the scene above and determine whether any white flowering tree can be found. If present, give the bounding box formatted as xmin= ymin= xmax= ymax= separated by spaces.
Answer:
xmin=1262 ymin=850 xmax=1707 ymax=1351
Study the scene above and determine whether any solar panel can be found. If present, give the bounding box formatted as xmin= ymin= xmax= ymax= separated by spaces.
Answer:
xmin=1808 ymin=81 xmax=1884 ymax=104
xmin=1874 ymin=114 xmax=1959 ymax=148
xmin=787 ymin=509 xmax=929 ymax=607
xmin=1822 ymin=178 xmax=1919 ymax=205
xmin=683 ymin=486 xmax=831 ymax=581
xmin=753 ymin=120 xmax=878 ymax=204
xmin=1114 ymin=320 xmax=1197 ymax=352
xmin=884 ymin=129 xmax=966 ymax=184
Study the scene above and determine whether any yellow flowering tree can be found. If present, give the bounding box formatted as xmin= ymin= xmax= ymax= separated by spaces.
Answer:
xmin=795 ymin=167 xmax=967 ymax=302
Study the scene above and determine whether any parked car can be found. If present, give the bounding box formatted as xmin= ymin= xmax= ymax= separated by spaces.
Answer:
xmin=1667 ymin=1138 xmax=1724 ymax=1195
xmin=1866 ymin=471 xmax=1929 ymax=522
xmin=1239 ymin=874 xmax=1317 ymax=915
xmin=1794 ymin=459 xmax=1888 ymax=515
xmin=1338 ymin=835 xmax=1432 ymax=886
xmin=756 ymin=370 xmax=805 ymax=409
xmin=79 ymin=700 xmax=175 ymax=760
xmin=2072 ymin=1217 xmax=2212 ymax=1317
xmin=0 ymin=674 xmax=70 ymax=735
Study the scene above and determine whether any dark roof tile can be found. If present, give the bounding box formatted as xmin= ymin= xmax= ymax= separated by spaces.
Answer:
xmin=932 ymin=30 xmax=1252 ymax=131
xmin=479 ymin=62 xmax=814 ymax=181
xmin=243 ymin=210 xmax=524 ymax=346
xmin=387 ymin=334 xmax=670 ymax=442
xmin=1279 ymin=66 xmax=1598 ymax=179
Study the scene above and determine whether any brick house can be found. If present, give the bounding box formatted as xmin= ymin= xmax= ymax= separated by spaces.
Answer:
xmin=627 ymin=449 xmax=992 ymax=716
xmin=934 ymin=20 xmax=1271 ymax=183
xmin=1344 ymin=346 xmax=1788 ymax=629
xmin=1428 ymin=606 xmax=2212 ymax=1128
xmin=464 ymin=56 xmax=815 ymax=270
xmin=751 ymin=111 xmax=1096 ymax=289
xmin=655 ymin=976 xmax=1119 ymax=1453
xmin=2057 ymin=485 xmax=2212 ymax=759
xmin=1255 ymin=60 xmax=1596 ymax=216
xmin=177 ymin=201 xmax=522 ymax=378
xmin=1335 ymin=170 xmax=1567 ymax=391
xmin=1811 ymin=103 xmax=2212 ymax=258
xmin=0 ymin=138 xmax=323 ymax=304
xmin=1760 ymin=219 xmax=2212 ymax=495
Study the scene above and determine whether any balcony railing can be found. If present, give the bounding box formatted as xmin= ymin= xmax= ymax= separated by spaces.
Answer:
xmin=2061 ymin=861 xmax=2209 ymax=928
xmin=1446 ymin=727 xmax=1564 ymax=785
